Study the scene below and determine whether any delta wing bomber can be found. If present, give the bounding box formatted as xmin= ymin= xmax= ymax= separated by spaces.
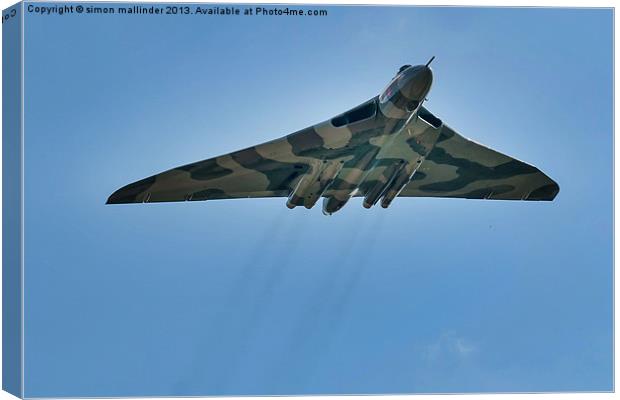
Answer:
xmin=107 ymin=58 xmax=559 ymax=215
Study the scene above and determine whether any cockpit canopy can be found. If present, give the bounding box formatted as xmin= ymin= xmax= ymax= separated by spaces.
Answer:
xmin=398 ymin=64 xmax=412 ymax=74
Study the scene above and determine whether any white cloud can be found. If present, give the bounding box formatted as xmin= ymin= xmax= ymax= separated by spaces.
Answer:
xmin=423 ymin=331 xmax=477 ymax=362
xmin=455 ymin=337 xmax=475 ymax=355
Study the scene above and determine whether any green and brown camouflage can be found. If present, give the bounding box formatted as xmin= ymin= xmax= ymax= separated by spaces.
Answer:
xmin=107 ymin=59 xmax=559 ymax=215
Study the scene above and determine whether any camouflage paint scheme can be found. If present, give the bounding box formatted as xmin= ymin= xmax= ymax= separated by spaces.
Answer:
xmin=107 ymin=59 xmax=559 ymax=215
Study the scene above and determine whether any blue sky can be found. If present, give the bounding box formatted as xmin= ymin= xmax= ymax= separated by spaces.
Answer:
xmin=22 ymin=4 xmax=612 ymax=396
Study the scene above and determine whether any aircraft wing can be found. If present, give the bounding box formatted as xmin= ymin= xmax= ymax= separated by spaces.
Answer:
xmin=107 ymin=135 xmax=318 ymax=204
xmin=399 ymin=111 xmax=559 ymax=201
xmin=105 ymin=103 xmax=370 ymax=205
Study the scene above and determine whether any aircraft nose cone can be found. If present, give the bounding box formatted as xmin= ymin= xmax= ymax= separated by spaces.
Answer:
xmin=402 ymin=65 xmax=433 ymax=101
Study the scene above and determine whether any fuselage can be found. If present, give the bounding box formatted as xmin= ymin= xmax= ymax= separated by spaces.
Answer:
xmin=283 ymin=62 xmax=436 ymax=214
xmin=317 ymin=63 xmax=435 ymax=214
